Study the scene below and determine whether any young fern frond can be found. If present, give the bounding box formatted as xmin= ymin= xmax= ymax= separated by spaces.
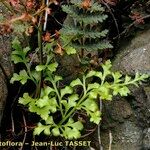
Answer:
xmin=17 ymin=59 xmax=149 ymax=139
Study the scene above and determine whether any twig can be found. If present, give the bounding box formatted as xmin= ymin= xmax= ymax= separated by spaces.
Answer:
xmin=33 ymin=136 xmax=38 ymax=150
xmin=11 ymin=85 xmax=23 ymax=136
xmin=101 ymin=0 xmax=120 ymax=39
xmin=51 ymin=15 xmax=64 ymax=27
xmin=97 ymin=98 xmax=103 ymax=150
xmin=113 ymin=14 xmax=150 ymax=39
xmin=73 ymin=146 xmax=76 ymax=150
xmin=10 ymin=111 xmax=15 ymax=136
xmin=19 ymin=112 xmax=27 ymax=150
xmin=43 ymin=0 xmax=49 ymax=31
xmin=108 ymin=130 xmax=113 ymax=150
xmin=80 ymin=125 xmax=97 ymax=138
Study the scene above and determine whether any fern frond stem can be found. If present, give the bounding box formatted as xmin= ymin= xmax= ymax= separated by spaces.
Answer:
xmin=35 ymin=5 xmax=44 ymax=97
xmin=25 ymin=63 xmax=36 ymax=84
xmin=35 ymin=26 xmax=43 ymax=97
xmin=59 ymin=76 xmax=87 ymax=125
xmin=51 ymin=80 xmax=64 ymax=117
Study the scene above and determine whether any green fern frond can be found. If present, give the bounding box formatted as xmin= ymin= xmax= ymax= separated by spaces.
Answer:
xmin=62 ymin=5 xmax=107 ymax=25
xmin=62 ymin=27 xmax=108 ymax=39
xmin=61 ymin=0 xmax=112 ymax=54
xmin=71 ymin=0 xmax=105 ymax=12
xmin=73 ymin=41 xmax=113 ymax=51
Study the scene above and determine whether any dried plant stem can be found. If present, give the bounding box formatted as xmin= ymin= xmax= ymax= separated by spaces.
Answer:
xmin=98 ymin=98 xmax=103 ymax=150
xmin=19 ymin=112 xmax=27 ymax=150
xmin=109 ymin=130 xmax=113 ymax=150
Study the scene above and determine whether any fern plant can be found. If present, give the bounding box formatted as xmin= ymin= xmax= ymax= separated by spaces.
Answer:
xmin=10 ymin=38 xmax=148 ymax=139
xmin=60 ymin=0 xmax=113 ymax=56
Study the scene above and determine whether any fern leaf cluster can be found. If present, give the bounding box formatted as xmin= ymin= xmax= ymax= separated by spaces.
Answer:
xmin=61 ymin=0 xmax=113 ymax=53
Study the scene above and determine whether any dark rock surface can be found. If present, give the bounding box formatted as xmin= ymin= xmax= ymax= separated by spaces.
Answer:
xmin=101 ymin=28 xmax=150 ymax=150
xmin=112 ymin=29 xmax=150 ymax=75
xmin=0 ymin=5 xmax=13 ymax=127
xmin=0 ymin=35 xmax=12 ymax=127
xmin=143 ymin=128 xmax=150 ymax=149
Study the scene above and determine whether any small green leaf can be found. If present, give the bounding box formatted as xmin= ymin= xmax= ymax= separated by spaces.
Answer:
xmin=86 ymin=71 xmax=96 ymax=78
xmin=61 ymin=100 xmax=68 ymax=108
xmin=31 ymin=70 xmax=40 ymax=81
xmin=34 ymin=123 xmax=45 ymax=135
xmin=65 ymin=46 xmax=76 ymax=55
xmin=61 ymin=86 xmax=73 ymax=98
xmin=118 ymin=86 xmax=130 ymax=96
xmin=82 ymin=98 xmax=98 ymax=112
xmin=11 ymin=55 xmax=23 ymax=64
xmin=44 ymin=43 xmax=53 ymax=51
xmin=10 ymin=70 xmax=30 ymax=84
xmin=95 ymin=72 xmax=102 ymax=79
xmin=43 ymin=86 xmax=55 ymax=96
xmin=64 ymin=127 xmax=81 ymax=139
xmin=63 ymin=119 xmax=83 ymax=139
xmin=47 ymin=97 xmax=58 ymax=113
xmin=35 ymin=65 xmax=46 ymax=71
xmin=45 ymin=116 xmax=54 ymax=125
xmin=52 ymin=127 xmax=60 ymax=136
xmin=34 ymin=123 xmax=51 ymax=135
xmin=23 ymin=47 xmax=30 ymax=54
xmin=70 ymin=121 xmax=83 ymax=130
xmin=87 ymin=83 xmax=99 ymax=91
xmin=68 ymin=94 xmax=79 ymax=108
xmin=47 ymin=62 xmax=58 ymax=72
xmin=112 ymin=72 xmax=122 ymax=83
xmin=125 ymin=75 xmax=131 ymax=83
xmin=44 ymin=127 xmax=51 ymax=135
xmin=12 ymin=38 xmax=22 ymax=51
xmin=54 ymin=75 xmax=63 ymax=82
xmin=29 ymin=104 xmax=50 ymax=120
xmin=36 ymin=96 xmax=49 ymax=108
xmin=18 ymin=93 xmax=33 ymax=105
xmin=70 ymin=78 xmax=82 ymax=87
xmin=102 ymin=60 xmax=112 ymax=76
xmin=89 ymin=91 xmax=98 ymax=99
xmin=98 ymin=83 xmax=112 ymax=100
xmin=11 ymin=50 xmax=23 ymax=56
xmin=67 ymin=118 xmax=74 ymax=124
xmin=90 ymin=111 xmax=101 ymax=124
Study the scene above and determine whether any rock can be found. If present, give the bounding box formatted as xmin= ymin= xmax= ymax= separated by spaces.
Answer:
xmin=0 ymin=34 xmax=12 ymax=127
xmin=143 ymin=128 xmax=150 ymax=149
xmin=56 ymin=54 xmax=81 ymax=84
xmin=112 ymin=28 xmax=150 ymax=75
xmin=0 ymin=3 xmax=14 ymax=127
xmin=0 ymin=75 xmax=7 ymax=127
xmin=0 ymin=9 xmax=13 ymax=127
xmin=101 ymin=121 xmax=142 ymax=150
xmin=105 ymin=98 xmax=133 ymax=122
xmin=113 ymin=44 xmax=150 ymax=75
xmin=101 ymin=28 xmax=150 ymax=150
xmin=113 ymin=28 xmax=150 ymax=75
